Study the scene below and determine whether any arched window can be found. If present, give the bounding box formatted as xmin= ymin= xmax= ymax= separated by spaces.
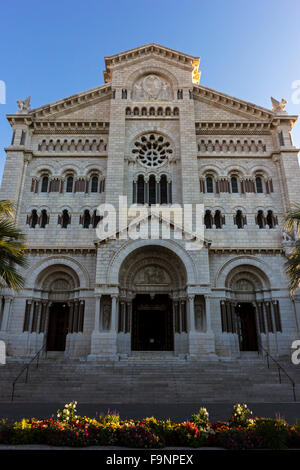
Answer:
xmin=206 ymin=176 xmax=213 ymax=193
xmin=231 ymin=176 xmax=239 ymax=193
xmin=62 ymin=210 xmax=70 ymax=229
xmin=235 ymin=210 xmax=245 ymax=229
xmin=214 ymin=210 xmax=222 ymax=229
xmin=41 ymin=176 xmax=49 ymax=193
xmin=92 ymin=209 xmax=101 ymax=228
xmin=160 ymin=175 xmax=168 ymax=204
xmin=83 ymin=210 xmax=91 ymax=228
xmin=204 ymin=210 xmax=213 ymax=229
xmin=149 ymin=175 xmax=156 ymax=206
xmin=255 ymin=176 xmax=263 ymax=193
xmin=91 ymin=176 xmax=99 ymax=193
xmin=256 ymin=210 xmax=265 ymax=229
xmin=66 ymin=176 xmax=74 ymax=193
xmin=266 ymin=210 xmax=276 ymax=228
xmin=31 ymin=210 xmax=38 ymax=228
xmin=40 ymin=209 xmax=48 ymax=228
xmin=137 ymin=175 xmax=145 ymax=204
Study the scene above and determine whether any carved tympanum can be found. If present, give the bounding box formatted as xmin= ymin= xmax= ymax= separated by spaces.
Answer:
xmin=132 ymin=75 xmax=172 ymax=101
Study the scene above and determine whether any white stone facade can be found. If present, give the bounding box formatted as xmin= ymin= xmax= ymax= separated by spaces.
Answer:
xmin=1 ymin=43 xmax=300 ymax=360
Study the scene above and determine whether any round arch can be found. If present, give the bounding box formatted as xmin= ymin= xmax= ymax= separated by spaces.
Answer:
xmin=26 ymin=256 xmax=90 ymax=289
xmin=106 ymin=239 xmax=198 ymax=286
xmin=215 ymin=256 xmax=272 ymax=290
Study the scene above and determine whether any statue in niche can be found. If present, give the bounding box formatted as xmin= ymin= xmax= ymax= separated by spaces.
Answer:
xmin=102 ymin=304 xmax=111 ymax=330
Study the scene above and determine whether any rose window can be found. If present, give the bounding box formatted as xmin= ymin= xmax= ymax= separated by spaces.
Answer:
xmin=132 ymin=133 xmax=173 ymax=168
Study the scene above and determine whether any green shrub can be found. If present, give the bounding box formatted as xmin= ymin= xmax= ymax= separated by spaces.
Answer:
xmin=190 ymin=407 xmax=210 ymax=429
xmin=117 ymin=422 xmax=162 ymax=448
xmin=98 ymin=409 xmax=120 ymax=425
xmin=56 ymin=401 xmax=78 ymax=423
xmin=229 ymin=403 xmax=253 ymax=428
xmin=254 ymin=418 xmax=289 ymax=449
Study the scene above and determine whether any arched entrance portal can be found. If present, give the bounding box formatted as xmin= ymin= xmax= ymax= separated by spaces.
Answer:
xmin=224 ymin=265 xmax=271 ymax=352
xmin=47 ymin=302 xmax=69 ymax=351
xmin=118 ymin=245 xmax=187 ymax=352
xmin=132 ymin=294 xmax=173 ymax=351
xmin=235 ymin=302 xmax=258 ymax=351
xmin=33 ymin=264 xmax=85 ymax=353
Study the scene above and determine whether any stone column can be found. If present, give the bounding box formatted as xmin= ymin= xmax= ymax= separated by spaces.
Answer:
xmin=144 ymin=176 xmax=149 ymax=205
xmin=132 ymin=174 xmax=138 ymax=205
xmin=204 ymin=295 xmax=213 ymax=333
xmin=180 ymin=300 xmax=186 ymax=332
xmin=119 ymin=301 xmax=125 ymax=332
xmin=94 ymin=295 xmax=101 ymax=332
xmin=167 ymin=177 xmax=172 ymax=204
xmin=126 ymin=301 xmax=132 ymax=333
xmin=155 ymin=175 xmax=160 ymax=204
xmin=111 ymin=295 xmax=118 ymax=332
xmin=1 ymin=296 xmax=13 ymax=331
xmin=39 ymin=301 xmax=48 ymax=333
xmin=188 ymin=295 xmax=195 ymax=332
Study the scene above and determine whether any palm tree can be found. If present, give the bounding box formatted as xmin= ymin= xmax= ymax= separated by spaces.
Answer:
xmin=284 ymin=203 xmax=300 ymax=293
xmin=0 ymin=200 xmax=27 ymax=290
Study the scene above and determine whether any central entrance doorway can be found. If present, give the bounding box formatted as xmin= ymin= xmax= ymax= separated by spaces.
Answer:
xmin=46 ymin=302 xmax=69 ymax=351
xmin=132 ymin=294 xmax=173 ymax=351
xmin=235 ymin=302 xmax=258 ymax=351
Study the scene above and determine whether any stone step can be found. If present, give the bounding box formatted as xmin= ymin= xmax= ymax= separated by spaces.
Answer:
xmin=2 ymin=358 xmax=299 ymax=403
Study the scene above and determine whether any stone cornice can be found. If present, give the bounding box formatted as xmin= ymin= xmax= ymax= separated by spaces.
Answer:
xmin=104 ymin=43 xmax=198 ymax=82
xmin=195 ymin=120 xmax=273 ymax=135
xmin=209 ymin=247 xmax=284 ymax=255
xmin=30 ymin=120 xmax=109 ymax=134
xmin=25 ymin=247 xmax=96 ymax=255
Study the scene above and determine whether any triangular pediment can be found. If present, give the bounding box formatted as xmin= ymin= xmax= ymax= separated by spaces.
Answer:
xmin=193 ymin=84 xmax=274 ymax=121
xmin=17 ymin=83 xmax=112 ymax=120
xmin=94 ymin=209 xmax=211 ymax=249
xmin=104 ymin=43 xmax=200 ymax=83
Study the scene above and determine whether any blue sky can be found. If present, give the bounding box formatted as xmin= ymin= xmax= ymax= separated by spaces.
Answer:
xmin=1 ymin=0 xmax=300 ymax=182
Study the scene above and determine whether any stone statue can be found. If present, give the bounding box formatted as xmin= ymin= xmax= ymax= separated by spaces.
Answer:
xmin=133 ymin=82 xmax=144 ymax=100
xmin=271 ymin=97 xmax=287 ymax=113
xmin=102 ymin=304 xmax=111 ymax=330
xmin=161 ymin=82 xmax=171 ymax=101
xmin=16 ymin=96 xmax=31 ymax=114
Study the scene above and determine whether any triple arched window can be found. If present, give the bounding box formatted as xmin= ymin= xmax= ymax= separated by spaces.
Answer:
xmin=133 ymin=175 xmax=171 ymax=205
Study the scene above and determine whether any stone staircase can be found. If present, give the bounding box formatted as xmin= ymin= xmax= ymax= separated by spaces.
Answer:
xmin=1 ymin=354 xmax=300 ymax=403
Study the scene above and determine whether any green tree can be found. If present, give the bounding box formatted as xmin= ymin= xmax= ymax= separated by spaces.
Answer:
xmin=284 ymin=203 xmax=300 ymax=293
xmin=0 ymin=200 xmax=27 ymax=290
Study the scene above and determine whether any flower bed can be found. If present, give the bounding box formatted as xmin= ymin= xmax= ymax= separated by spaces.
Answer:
xmin=0 ymin=402 xmax=300 ymax=449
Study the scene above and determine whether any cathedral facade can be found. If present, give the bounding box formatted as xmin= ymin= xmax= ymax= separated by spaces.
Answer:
xmin=0 ymin=43 xmax=299 ymax=361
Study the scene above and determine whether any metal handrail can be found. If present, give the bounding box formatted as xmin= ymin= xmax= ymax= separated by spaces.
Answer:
xmin=260 ymin=344 xmax=296 ymax=402
xmin=11 ymin=342 xmax=47 ymax=401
